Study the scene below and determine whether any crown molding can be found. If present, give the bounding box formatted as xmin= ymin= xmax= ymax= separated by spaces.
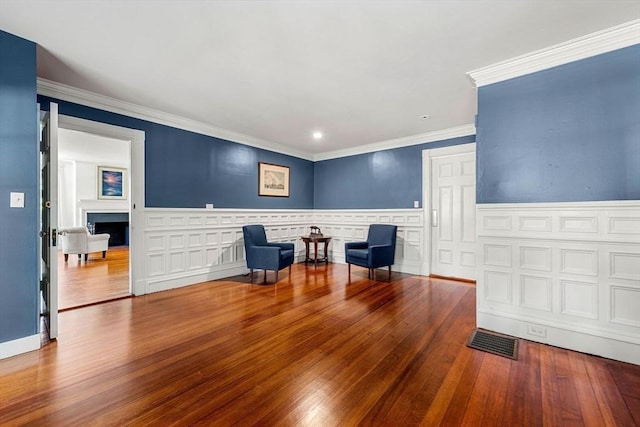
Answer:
xmin=468 ymin=19 xmax=640 ymax=87
xmin=313 ymin=124 xmax=476 ymax=161
xmin=37 ymin=78 xmax=316 ymax=161
xmin=38 ymin=78 xmax=475 ymax=162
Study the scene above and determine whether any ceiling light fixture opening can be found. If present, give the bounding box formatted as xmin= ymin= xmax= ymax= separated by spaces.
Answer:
xmin=420 ymin=114 xmax=431 ymax=120
xmin=312 ymin=131 xmax=323 ymax=140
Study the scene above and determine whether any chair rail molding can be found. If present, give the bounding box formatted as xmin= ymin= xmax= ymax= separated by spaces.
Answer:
xmin=476 ymin=200 xmax=640 ymax=365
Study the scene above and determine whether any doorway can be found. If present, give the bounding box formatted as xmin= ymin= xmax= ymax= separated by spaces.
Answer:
xmin=57 ymin=128 xmax=131 ymax=309
xmin=57 ymin=114 xmax=146 ymax=304
xmin=422 ymin=143 xmax=477 ymax=280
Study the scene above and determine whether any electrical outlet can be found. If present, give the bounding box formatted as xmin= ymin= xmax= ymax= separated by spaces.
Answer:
xmin=205 ymin=203 xmax=214 ymax=209
xmin=413 ymin=200 xmax=420 ymax=208
xmin=527 ymin=324 xmax=546 ymax=338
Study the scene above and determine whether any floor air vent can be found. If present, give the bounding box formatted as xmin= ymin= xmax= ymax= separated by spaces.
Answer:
xmin=467 ymin=329 xmax=519 ymax=360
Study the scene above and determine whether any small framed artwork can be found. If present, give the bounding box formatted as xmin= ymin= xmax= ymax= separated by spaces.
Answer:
xmin=258 ymin=162 xmax=290 ymax=197
xmin=98 ymin=166 xmax=127 ymax=200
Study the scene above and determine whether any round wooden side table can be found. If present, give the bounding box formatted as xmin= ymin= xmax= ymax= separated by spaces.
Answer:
xmin=301 ymin=235 xmax=332 ymax=267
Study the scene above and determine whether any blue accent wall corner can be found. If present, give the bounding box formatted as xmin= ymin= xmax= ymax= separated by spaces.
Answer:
xmin=0 ymin=30 xmax=39 ymax=343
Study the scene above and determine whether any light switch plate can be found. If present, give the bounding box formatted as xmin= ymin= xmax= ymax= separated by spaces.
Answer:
xmin=10 ymin=192 xmax=25 ymax=208
xmin=413 ymin=200 xmax=420 ymax=208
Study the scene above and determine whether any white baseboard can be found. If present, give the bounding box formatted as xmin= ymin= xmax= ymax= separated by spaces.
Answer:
xmin=147 ymin=264 xmax=247 ymax=293
xmin=0 ymin=334 xmax=41 ymax=360
xmin=478 ymin=311 xmax=640 ymax=365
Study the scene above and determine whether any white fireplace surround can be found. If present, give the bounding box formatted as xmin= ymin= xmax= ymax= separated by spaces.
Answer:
xmin=78 ymin=199 xmax=129 ymax=226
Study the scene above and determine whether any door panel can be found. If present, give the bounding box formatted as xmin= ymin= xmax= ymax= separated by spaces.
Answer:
xmin=430 ymin=147 xmax=476 ymax=280
xmin=40 ymin=103 xmax=58 ymax=339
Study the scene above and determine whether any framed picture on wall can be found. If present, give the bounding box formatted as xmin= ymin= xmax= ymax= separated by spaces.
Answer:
xmin=98 ymin=166 xmax=127 ymax=200
xmin=258 ymin=162 xmax=289 ymax=197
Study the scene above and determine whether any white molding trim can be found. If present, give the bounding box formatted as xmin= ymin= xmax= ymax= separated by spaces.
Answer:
xmin=0 ymin=334 xmax=40 ymax=360
xmin=38 ymin=78 xmax=315 ymax=161
xmin=314 ymin=124 xmax=476 ymax=161
xmin=38 ymin=78 xmax=476 ymax=162
xmin=468 ymin=19 xmax=640 ymax=87
xmin=478 ymin=312 xmax=640 ymax=365
xmin=478 ymin=200 xmax=640 ymax=210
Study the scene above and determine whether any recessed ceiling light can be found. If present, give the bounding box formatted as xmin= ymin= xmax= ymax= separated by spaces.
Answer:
xmin=312 ymin=131 xmax=323 ymax=140
xmin=420 ymin=114 xmax=431 ymax=120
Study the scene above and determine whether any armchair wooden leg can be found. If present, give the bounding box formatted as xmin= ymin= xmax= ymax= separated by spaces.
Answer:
xmin=348 ymin=264 xmax=351 ymax=275
xmin=264 ymin=270 xmax=268 ymax=284
xmin=275 ymin=270 xmax=279 ymax=283
xmin=249 ymin=268 xmax=254 ymax=281
xmin=84 ymin=254 xmax=88 ymax=262
xmin=102 ymin=251 xmax=107 ymax=258
xmin=388 ymin=265 xmax=391 ymax=280
xmin=64 ymin=254 xmax=69 ymax=262
xmin=78 ymin=254 xmax=81 ymax=260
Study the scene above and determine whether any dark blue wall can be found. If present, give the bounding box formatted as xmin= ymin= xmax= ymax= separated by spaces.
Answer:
xmin=476 ymin=44 xmax=640 ymax=203
xmin=37 ymin=96 xmax=314 ymax=209
xmin=314 ymin=135 xmax=475 ymax=209
xmin=0 ymin=31 xmax=38 ymax=343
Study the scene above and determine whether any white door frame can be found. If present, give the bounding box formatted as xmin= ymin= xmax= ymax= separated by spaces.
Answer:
xmin=421 ymin=143 xmax=476 ymax=276
xmin=58 ymin=115 xmax=146 ymax=296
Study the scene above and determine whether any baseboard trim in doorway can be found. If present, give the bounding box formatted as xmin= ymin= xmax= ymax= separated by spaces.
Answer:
xmin=429 ymin=274 xmax=476 ymax=285
xmin=59 ymin=294 xmax=133 ymax=312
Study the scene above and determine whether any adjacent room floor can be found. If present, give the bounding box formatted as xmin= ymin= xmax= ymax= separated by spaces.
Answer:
xmin=57 ymin=246 xmax=130 ymax=310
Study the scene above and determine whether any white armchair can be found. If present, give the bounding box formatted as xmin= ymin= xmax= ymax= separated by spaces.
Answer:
xmin=59 ymin=227 xmax=110 ymax=262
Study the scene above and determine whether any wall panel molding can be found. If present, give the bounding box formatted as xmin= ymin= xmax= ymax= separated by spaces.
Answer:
xmin=142 ymin=208 xmax=424 ymax=294
xmin=477 ymin=201 xmax=640 ymax=364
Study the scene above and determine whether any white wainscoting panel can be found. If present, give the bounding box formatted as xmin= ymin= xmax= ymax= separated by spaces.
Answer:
xmin=142 ymin=208 xmax=423 ymax=294
xmin=477 ymin=201 xmax=640 ymax=365
xmin=313 ymin=209 xmax=424 ymax=275
xmin=143 ymin=209 xmax=313 ymax=293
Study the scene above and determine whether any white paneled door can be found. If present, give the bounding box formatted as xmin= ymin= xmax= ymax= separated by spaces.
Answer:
xmin=425 ymin=144 xmax=476 ymax=280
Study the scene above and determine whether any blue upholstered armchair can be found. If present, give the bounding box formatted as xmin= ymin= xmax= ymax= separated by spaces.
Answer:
xmin=242 ymin=225 xmax=295 ymax=283
xmin=345 ymin=224 xmax=398 ymax=279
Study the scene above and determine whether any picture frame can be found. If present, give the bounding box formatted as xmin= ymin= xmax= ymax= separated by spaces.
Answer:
xmin=97 ymin=166 xmax=127 ymax=200
xmin=258 ymin=162 xmax=290 ymax=197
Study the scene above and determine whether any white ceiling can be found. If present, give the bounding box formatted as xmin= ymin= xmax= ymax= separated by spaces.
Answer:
xmin=59 ymin=128 xmax=130 ymax=166
xmin=1 ymin=1 xmax=639 ymax=159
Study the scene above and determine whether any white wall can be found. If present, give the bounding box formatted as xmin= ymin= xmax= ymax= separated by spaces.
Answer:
xmin=58 ymin=129 xmax=130 ymax=227
xmin=58 ymin=160 xmax=76 ymax=227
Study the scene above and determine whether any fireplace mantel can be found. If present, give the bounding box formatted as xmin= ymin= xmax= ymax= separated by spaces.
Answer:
xmin=78 ymin=199 xmax=128 ymax=226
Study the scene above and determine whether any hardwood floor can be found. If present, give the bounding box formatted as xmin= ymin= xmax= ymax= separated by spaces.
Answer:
xmin=57 ymin=246 xmax=130 ymax=310
xmin=2 ymin=263 xmax=639 ymax=426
